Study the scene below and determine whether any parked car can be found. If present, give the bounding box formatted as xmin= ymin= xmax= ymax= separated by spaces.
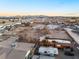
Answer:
xmin=11 ymin=42 xmax=16 ymax=48
xmin=64 ymin=47 xmax=74 ymax=56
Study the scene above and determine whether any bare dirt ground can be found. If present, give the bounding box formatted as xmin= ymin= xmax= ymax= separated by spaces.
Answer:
xmin=10 ymin=25 xmax=72 ymax=43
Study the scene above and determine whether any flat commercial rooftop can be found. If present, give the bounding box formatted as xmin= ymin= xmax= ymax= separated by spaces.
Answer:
xmin=47 ymin=30 xmax=71 ymax=40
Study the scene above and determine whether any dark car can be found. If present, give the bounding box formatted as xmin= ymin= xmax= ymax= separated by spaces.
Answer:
xmin=64 ymin=47 xmax=74 ymax=56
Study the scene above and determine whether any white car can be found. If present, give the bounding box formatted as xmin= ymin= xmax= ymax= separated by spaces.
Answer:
xmin=39 ymin=46 xmax=58 ymax=56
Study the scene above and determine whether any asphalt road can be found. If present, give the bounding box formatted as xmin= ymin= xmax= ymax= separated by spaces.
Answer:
xmin=0 ymin=37 xmax=26 ymax=59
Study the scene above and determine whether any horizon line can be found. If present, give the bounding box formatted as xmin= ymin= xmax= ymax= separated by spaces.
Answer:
xmin=0 ymin=12 xmax=79 ymax=17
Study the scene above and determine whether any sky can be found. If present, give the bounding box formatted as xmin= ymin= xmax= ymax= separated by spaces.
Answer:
xmin=0 ymin=0 xmax=79 ymax=16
